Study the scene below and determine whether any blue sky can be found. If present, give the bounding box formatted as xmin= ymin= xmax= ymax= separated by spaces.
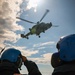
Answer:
xmin=0 ymin=0 xmax=75 ymax=75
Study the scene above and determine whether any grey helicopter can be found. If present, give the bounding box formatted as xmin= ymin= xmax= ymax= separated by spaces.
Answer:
xmin=16 ymin=9 xmax=58 ymax=39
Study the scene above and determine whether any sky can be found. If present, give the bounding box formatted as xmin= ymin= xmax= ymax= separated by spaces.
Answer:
xmin=0 ymin=0 xmax=75 ymax=75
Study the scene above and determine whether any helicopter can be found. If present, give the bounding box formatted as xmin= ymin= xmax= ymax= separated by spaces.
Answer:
xmin=16 ymin=9 xmax=58 ymax=39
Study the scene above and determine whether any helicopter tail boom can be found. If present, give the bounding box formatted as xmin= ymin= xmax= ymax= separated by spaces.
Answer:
xmin=21 ymin=34 xmax=29 ymax=39
xmin=21 ymin=32 xmax=31 ymax=39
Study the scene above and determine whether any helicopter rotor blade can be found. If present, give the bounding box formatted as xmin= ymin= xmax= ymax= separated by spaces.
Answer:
xmin=16 ymin=17 xmax=36 ymax=24
xmin=39 ymin=9 xmax=49 ymax=22
xmin=52 ymin=25 xmax=59 ymax=27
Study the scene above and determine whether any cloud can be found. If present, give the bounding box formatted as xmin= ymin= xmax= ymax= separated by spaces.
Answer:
xmin=0 ymin=0 xmax=42 ymax=47
xmin=29 ymin=53 xmax=53 ymax=64
xmin=0 ymin=43 xmax=53 ymax=64
xmin=0 ymin=0 xmax=53 ymax=65
xmin=2 ymin=44 xmax=39 ymax=57
xmin=0 ymin=0 xmax=24 ymax=47
xmin=38 ymin=47 xmax=46 ymax=50
xmin=33 ymin=41 xmax=55 ymax=48
xmin=16 ymin=46 xmax=38 ymax=57
xmin=21 ymin=49 xmax=38 ymax=57
xmin=25 ymin=0 xmax=42 ymax=12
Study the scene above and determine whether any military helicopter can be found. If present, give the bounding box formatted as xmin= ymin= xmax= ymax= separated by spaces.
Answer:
xmin=16 ymin=9 xmax=58 ymax=39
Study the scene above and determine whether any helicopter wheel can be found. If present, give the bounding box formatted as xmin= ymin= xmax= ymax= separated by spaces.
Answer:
xmin=29 ymin=28 xmax=31 ymax=31
xmin=39 ymin=35 xmax=40 ymax=38
xmin=26 ymin=37 xmax=29 ymax=39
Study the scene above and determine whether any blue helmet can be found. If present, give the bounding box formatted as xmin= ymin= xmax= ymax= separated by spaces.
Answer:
xmin=56 ymin=34 xmax=75 ymax=61
xmin=1 ymin=48 xmax=22 ymax=69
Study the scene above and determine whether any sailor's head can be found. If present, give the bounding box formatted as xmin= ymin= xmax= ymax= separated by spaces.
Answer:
xmin=56 ymin=34 xmax=75 ymax=61
xmin=0 ymin=48 xmax=22 ymax=70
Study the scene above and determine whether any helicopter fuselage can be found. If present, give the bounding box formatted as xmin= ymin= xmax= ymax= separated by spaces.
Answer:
xmin=29 ymin=22 xmax=52 ymax=35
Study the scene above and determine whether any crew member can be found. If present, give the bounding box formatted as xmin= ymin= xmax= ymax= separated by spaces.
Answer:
xmin=0 ymin=48 xmax=42 ymax=75
xmin=51 ymin=34 xmax=75 ymax=75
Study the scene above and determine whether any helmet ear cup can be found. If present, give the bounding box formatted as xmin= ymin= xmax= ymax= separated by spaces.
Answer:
xmin=15 ymin=55 xmax=22 ymax=70
xmin=56 ymin=43 xmax=60 ymax=50
xmin=51 ymin=52 xmax=63 ymax=68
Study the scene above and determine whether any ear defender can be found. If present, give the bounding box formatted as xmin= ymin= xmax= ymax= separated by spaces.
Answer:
xmin=51 ymin=52 xmax=63 ymax=68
